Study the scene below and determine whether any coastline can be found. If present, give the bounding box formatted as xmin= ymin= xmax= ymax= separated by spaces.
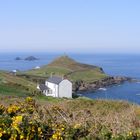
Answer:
xmin=73 ymin=76 xmax=134 ymax=93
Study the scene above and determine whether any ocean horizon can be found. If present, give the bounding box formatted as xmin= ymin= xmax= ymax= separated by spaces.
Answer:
xmin=0 ymin=53 xmax=140 ymax=77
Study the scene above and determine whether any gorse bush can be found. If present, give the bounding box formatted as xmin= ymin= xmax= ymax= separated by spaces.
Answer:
xmin=1 ymin=97 xmax=140 ymax=139
xmin=0 ymin=97 xmax=89 ymax=140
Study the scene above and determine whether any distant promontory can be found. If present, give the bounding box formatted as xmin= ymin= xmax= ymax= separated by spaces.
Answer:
xmin=20 ymin=55 xmax=132 ymax=92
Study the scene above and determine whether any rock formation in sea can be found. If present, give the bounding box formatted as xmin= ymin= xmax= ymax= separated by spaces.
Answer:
xmin=24 ymin=56 xmax=38 ymax=61
xmin=15 ymin=57 xmax=22 ymax=60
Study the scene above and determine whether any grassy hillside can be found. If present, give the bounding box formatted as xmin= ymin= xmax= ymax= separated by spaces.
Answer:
xmin=1 ymin=96 xmax=140 ymax=139
xmin=24 ymin=56 xmax=107 ymax=82
xmin=0 ymin=71 xmax=38 ymax=97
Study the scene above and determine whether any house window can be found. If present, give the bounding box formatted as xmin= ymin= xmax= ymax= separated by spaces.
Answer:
xmin=48 ymin=89 xmax=52 ymax=94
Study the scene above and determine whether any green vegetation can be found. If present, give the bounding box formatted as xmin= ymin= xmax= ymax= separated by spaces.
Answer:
xmin=0 ymin=84 xmax=30 ymax=97
xmin=0 ymin=71 xmax=38 ymax=97
xmin=69 ymin=69 xmax=107 ymax=82
xmin=23 ymin=56 xmax=107 ymax=82
xmin=1 ymin=96 xmax=140 ymax=139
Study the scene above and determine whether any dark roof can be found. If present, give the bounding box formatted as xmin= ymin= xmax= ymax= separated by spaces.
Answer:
xmin=47 ymin=76 xmax=63 ymax=85
xmin=39 ymin=84 xmax=49 ymax=91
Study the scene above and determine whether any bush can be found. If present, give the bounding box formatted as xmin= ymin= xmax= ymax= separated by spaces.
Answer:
xmin=1 ymin=97 xmax=140 ymax=140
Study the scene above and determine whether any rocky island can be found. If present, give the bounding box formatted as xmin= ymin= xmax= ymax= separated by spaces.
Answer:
xmin=15 ymin=57 xmax=22 ymax=60
xmin=24 ymin=56 xmax=38 ymax=61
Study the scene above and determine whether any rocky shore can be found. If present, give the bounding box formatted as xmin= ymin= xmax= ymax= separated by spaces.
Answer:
xmin=73 ymin=76 xmax=133 ymax=92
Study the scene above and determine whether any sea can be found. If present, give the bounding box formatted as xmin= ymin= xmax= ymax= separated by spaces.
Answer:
xmin=1 ymin=53 xmax=140 ymax=104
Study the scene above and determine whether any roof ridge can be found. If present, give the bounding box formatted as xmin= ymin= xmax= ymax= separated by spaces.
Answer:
xmin=47 ymin=76 xmax=63 ymax=85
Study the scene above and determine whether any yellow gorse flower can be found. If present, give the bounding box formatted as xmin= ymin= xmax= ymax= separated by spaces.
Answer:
xmin=26 ymin=97 xmax=33 ymax=102
xmin=61 ymin=127 xmax=65 ymax=131
xmin=0 ymin=128 xmax=3 ymax=138
xmin=38 ymin=127 xmax=42 ymax=135
xmin=20 ymin=134 xmax=24 ymax=139
xmin=12 ymin=115 xmax=23 ymax=124
xmin=52 ymin=132 xmax=63 ymax=140
xmin=38 ymin=127 xmax=41 ymax=132
xmin=129 ymin=131 xmax=133 ymax=136
xmin=0 ymin=104 xmax=5 ymax=114
xmin=12 ymin=115 xmax=23 ymax=132
xmin=74 ymin=123 xmax=81 ymax=129
xmin=7 ymin=104 xmax=20 ymax=115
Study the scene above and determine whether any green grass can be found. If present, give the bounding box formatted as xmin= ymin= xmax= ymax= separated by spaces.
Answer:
xmin=0 ymin=71 xmax=35 ymax=87
xmin=35 ymin=94 xmax=65 ymax=103
xmin=69 ymin=69 xmax=107 ymax=82
xmin=0 ymin=84 xmax=31 ymax=97
xmin=26 ymin=66 xmax=71 ymax=77
xmin=0 ymin=71 xmax=39 ymax=97
xmin=23 ymin=56 xmax=108 ymax=82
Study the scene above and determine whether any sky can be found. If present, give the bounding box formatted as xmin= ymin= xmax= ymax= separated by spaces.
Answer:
xmin=0 ymin=0 xmax=140 ymax=54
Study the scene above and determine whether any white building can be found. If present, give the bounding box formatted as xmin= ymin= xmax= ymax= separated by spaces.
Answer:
xmin=34 ymin=66 xmax=40 ymax=70
xmin=37 ymin=76 xmax=72 ymax=98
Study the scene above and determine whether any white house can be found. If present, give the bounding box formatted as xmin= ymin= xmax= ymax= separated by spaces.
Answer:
xmin=37 ymin=84 xmax=49 ymax=94
xmin=37 ymin=76 xmax=72 ymax=98
xmin=9 ymin=70 xmax=17 ymax=76
xmin=34 ymin=66 xmax=40 ymax=70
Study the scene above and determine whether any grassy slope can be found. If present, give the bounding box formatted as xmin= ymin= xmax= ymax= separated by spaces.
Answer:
xmin=1 ymin=95 xmax=140 ymax=138
xmin=0 ymin=71 xmax=38 ymax=97
xmin=24 ymin=56 xmax=107 ymax=82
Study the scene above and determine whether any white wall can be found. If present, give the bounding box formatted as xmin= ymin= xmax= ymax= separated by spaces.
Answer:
xmin=37 ymin=85 xmax=40 ymax=90
xmin=45 ymin=81 xmax=58 ymax=97
xmin=59 ymin=80 xmax=72 ymax=98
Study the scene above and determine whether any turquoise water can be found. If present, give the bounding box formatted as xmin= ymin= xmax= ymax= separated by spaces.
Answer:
xmin=0 ymin=53 xmax=140 ymax=104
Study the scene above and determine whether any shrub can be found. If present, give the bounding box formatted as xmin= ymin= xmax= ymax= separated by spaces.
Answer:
xmin=1 ymin=97 xmax=140 ymax=139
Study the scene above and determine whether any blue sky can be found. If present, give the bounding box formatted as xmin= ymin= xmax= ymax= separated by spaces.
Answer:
xmin=0 ymin=0 xmax=140 ymax=53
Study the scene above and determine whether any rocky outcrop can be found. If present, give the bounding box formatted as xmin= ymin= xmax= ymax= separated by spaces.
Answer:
xmin=73 ymin=76 xmax=132 ymax=92
xmin=25 ymin=56 xmax=38 ymax=61
xmin=15 ymin=57 xmax=22 ymax=60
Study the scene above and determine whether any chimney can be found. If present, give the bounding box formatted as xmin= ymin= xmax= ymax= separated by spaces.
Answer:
xmin=63 ymin=75 xmax=67 ymax=80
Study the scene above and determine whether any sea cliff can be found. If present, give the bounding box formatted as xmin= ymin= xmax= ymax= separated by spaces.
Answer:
xmin=73 ymin=76 xmax=132 ymax=92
